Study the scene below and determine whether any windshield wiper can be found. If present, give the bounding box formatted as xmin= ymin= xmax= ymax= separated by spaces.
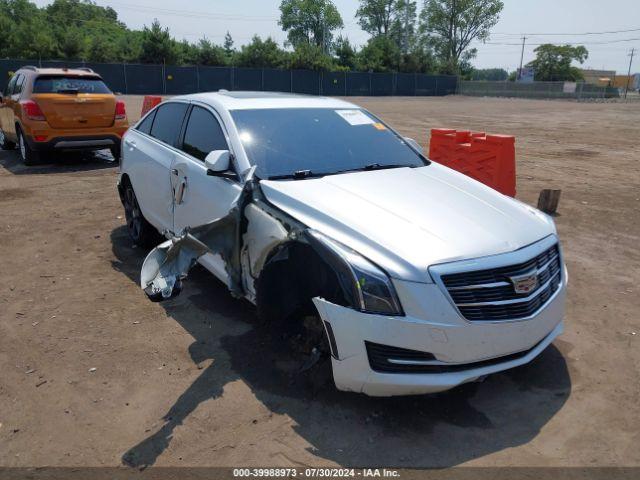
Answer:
xmin=332 ymin=163 xmax=416 ymax=175
xmin=268 ymin=163 xmax=416 ymax=180
xmin=268 ymin=169 xmax=321 ymax=180
xmin=56 ymin=89 xmax=79 ymax=94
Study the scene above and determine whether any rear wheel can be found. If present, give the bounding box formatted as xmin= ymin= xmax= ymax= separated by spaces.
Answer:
xmin=123 ymin=183 xmax=163 ymax=248
xmin=17 ymin=128 xmax=40 ymax=166
xmin=0 ymin=128 xmax=16 ymax=150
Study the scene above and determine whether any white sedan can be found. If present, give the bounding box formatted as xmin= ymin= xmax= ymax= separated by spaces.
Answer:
xmin=117 ymin=91 xmax=566 ymax=397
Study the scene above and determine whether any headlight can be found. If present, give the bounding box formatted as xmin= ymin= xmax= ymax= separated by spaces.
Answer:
xmin=307 ymin=231 xmax=403 ymax=316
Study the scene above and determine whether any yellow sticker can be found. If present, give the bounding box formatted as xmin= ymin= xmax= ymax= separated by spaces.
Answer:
xmin=373 ymin=122 xmax=386 ymax=130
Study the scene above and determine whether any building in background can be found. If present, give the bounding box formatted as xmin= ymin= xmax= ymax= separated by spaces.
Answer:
xmin=580 ymin=69 xmax=617 ymax=87
xmin=611 ymin=73 xmax=640 ymax=91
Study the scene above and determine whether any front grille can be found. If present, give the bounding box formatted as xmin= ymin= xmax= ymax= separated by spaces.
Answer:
xmin=365 ymin=340 xmax=543 ymax=374
xmin=440 ymin=243 xmax=562 ymax=322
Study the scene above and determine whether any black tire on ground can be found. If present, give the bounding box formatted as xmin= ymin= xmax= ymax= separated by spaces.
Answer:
xmin=0 ymin=128 xmax=16 ymax=150
xmin=110 ymin=146 xmax=121 ymax=162
xmin=17 ymin=128 xmax=40 ymax=166
xmin=122 ymin=182 xmax=163 ymax=248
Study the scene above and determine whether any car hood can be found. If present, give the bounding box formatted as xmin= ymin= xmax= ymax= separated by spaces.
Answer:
xmin=259 ymin=164 xmax=557 ymax=283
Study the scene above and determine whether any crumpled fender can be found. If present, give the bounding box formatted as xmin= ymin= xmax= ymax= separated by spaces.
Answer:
xmin=139 ymin=167 xmax=256 ymax=301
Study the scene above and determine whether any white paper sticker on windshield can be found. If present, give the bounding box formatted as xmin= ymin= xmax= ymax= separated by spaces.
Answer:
xmin=335 ymin=109 xmax=375 ymax=126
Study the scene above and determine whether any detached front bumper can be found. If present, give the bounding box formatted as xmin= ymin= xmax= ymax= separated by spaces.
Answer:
xmin=313 ymin=274 xmax=566 ymax=397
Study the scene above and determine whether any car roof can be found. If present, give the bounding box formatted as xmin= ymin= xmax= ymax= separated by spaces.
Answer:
xmin=173 ymin=90 xmax=358 ymax=111
xmin=18 ymin=67 xmax=100 ymax=77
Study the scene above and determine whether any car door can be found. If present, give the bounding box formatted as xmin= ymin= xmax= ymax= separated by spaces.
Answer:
xmin=124 ymin=101 xmax=188 ymax=232
xmin=172 ymin=104 xmax=243 ymax=282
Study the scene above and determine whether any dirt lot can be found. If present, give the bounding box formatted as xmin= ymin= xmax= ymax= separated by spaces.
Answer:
xmin=1 ymin=95 xmax=639 ymax=470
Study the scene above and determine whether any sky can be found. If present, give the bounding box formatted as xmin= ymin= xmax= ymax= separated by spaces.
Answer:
xmin=33 ymin=0 xmax=640 ymax=74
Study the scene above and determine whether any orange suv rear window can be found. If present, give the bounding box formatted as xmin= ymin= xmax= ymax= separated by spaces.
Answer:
xmin=33 ymin=75 xmax=111 ymax=94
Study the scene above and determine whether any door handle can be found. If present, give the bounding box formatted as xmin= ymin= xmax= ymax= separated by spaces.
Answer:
xmin=124 ymin=139 xmax=136 ymax=149
xmin=171 ymin=168 xmax=179 ymax=176
xmin=175 ymin=177 xmax=187 ymax=205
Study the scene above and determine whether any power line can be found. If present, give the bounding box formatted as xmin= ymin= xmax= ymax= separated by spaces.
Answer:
xmin=492 ymin=27 xmax=640 ymax=36
xmin=483 ymin=37 xmax=640 ymax=46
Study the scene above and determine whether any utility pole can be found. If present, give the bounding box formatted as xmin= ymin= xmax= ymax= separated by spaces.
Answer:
xmin=625 ymin=47 xmax=635 ymax=99
xmin=517 ymin=35 xmax=527 ymax=81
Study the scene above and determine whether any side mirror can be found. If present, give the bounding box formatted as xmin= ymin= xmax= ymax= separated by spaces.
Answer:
xmin=404 ymin=137 xmax=423 ymax=154
xmin=205 ymin=150 xmax=231 ymax=176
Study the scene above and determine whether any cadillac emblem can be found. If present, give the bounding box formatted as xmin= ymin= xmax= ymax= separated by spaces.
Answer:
xmin=509 ymin=272 xmax=538 ymax=294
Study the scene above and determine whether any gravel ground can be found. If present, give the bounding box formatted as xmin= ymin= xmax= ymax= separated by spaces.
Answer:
xmin=0 ymin=95 xmax=638 ymax=470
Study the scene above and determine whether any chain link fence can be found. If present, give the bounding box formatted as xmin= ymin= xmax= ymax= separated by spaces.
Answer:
xmin=459 ymin=81 xmax=621 ymax=100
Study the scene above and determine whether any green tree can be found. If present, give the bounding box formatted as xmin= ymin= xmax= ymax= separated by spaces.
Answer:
xmin=196 ymin=38 xmax=227 ymax=66
xmin=139 ymin=19 xmax=179 ymax=64
xmin=526 ymin=44 xmax=588 ymax=81
xmin=278 ymin=0 xmax=343 ymax=50
xmin=334 ymin=35 xmax=357 ymax=69
xmin=58 ymin=29 xmax=83 ymax=59
xmin=355 ymin=0 xmax=396 ymax=36
xmin=289 ymin=43 xmax=336 ymax=70
xmin=399 ymin=40 xmax=435 ymax=73
xmin=117 ymin=30 xmax=143 ymax=62
xmin=177 ymin=39 xmax=200 ymax=65
xmin=357 ymin=35 xmax=400 ymax=72
xmin=234 ymin=35 xmax=288 ymax=68
xmin=419 ymin=0 xmax=503 ymax=73
xmin=223 ymin=31 xmax=235 ymax=57
xmin=390 ymin=0 xmax=417 ymax=54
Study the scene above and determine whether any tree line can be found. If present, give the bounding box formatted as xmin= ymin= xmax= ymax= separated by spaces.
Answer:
xmin=0 ymin=0 xmax=588 ymax=81
xmin=0 ymin=0 xmax=508 ymax=75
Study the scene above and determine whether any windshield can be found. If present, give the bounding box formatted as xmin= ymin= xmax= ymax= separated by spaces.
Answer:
xmin=230 ymin=108 xmax=425 ymax=179
xmin=33 ymin=76 xmax=111 ymax=94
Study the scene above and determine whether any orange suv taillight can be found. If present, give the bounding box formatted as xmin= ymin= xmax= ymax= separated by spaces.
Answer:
xmin=115 ymin=100 xmax=126 ymax=120
xmin=21 ymin=100 xmax=46 ymax=121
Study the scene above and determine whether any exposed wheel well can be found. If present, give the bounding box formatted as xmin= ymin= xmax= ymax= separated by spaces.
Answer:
xmin=255 ymin=241 xmax=349 ymax=328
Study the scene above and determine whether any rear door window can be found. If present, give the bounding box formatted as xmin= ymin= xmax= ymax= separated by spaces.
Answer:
xmin=181 ymin=106 xmax=228 ymax=161
xmin=149 ymin=102 xmax=188 ymax=146
xmin=136 ymin=110 xmax=156 ymax=135
xmin=33 ymin=76 xmax=111 ymax=94
xmin=5 ymin=74 xmax=18 ymax=96
xmin=13 ymin=74 xmax=25 ymax=95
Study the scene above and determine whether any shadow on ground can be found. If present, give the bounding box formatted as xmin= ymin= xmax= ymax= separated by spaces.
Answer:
xmin=0 ymin=148 xmax=116 ymax=175
xmin=110 ymin=225 xmax=571 ymax=469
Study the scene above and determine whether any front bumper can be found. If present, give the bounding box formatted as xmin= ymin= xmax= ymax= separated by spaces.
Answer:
xmin=313 ymin=271 xmax=566 ymax=396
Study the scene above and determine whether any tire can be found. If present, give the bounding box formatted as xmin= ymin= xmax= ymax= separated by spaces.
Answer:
xmin=0 ymin=128 xmax=15 ymax=150
xmin=110 ymin=146 xmax=121 ymax=163
xmin=122 ymin=182 xmax=163 ymax=248
xmin=17 ymin=128 xmax=40 ymax=166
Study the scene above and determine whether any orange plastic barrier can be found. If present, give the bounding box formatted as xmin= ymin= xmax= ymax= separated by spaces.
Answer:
xmin=140 ymin=95 xmax=162 ymax=117
xmin=429 ymin=128 xmax=516 ymax=197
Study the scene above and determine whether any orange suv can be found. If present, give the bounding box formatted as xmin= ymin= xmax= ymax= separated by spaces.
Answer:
xmin=0 ymin=66 xmax=128 ymax=165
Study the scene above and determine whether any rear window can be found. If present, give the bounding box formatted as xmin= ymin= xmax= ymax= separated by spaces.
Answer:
xmin=33 ymin=76 xmax=111 ymax=94
xmin=136 ymin=110 xmax=156 ymax=135
xmin=150 ymin=103 xmax=188 ymax=146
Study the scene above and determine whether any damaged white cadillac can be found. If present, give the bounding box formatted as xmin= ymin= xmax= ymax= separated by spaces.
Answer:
xmin=117 ymin=91 xmax=567 ymax=397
